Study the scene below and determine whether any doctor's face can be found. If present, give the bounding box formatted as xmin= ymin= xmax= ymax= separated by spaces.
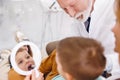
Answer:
xmin=57 ymin=0 xmax=92 ymax=21
xmin=57 ymin=0 xmax=89 ymax=16
xmin=112 ymin=22 xmax=120 ymax=54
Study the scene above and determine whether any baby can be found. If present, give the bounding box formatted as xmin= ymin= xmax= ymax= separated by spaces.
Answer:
xmin=8 ymin=45 xmax=36 ymax=80
xmin=15 ymin=47 xmax=35 ymax=71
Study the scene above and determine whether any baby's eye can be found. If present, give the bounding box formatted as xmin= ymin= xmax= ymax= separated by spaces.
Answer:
xmin=18 ymin=60 xmax=23 ymax=65
xmin=26 ymin=55 xmax=30 ymax=59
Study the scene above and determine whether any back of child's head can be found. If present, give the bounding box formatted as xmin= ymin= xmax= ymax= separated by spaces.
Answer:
xmin=56 ymin=37 xmax=106 ymax=80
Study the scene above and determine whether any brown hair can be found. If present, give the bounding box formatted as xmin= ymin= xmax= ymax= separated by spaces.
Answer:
xmin=16 ymin=47 xmax=26 ymax=55
xmin=27 ymin=45 xmax=33 ymax=57
xmin=115 ymin=0 xmax=120 ymax=22
xmin=17 ymin=45 xmax=33 ymax=57
xmin=56 ymin=37 xmax=106 ymax=80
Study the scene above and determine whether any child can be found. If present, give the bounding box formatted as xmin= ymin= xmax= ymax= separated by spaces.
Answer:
xmin=15 ymin=48 xmax=35 ymax=71
xmin=8 ymin=46 xmax=35 ymax=80
xmin=56 ymin=37 xmax=106 ymax=80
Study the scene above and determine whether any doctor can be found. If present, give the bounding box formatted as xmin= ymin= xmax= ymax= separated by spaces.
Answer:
xmin=57 ymin=0 xmax=115 ymax=54
xmin=57 ymin=0 xmax=118 ymax=75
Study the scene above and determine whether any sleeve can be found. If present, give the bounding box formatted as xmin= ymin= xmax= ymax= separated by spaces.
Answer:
xmin=39 ymin=49 xmax=56 ymax=74
xmin=8 ymin=69 xmax=25 ymax=80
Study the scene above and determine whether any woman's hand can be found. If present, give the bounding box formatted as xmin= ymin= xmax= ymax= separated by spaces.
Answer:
xmin=24 ymin=70 xmax=44 ymax=80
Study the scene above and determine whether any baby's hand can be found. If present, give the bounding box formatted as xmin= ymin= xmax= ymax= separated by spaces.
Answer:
xmin=24 ymin=70 xmax=44 ymax=80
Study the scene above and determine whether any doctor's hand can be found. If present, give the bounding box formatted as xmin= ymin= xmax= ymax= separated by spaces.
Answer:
xmin=24 ymin=70 xmax=44 ymax=80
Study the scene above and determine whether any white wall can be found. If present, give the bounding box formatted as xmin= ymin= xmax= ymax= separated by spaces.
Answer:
xmin=0 ymin=0 xmax=77 ymax=51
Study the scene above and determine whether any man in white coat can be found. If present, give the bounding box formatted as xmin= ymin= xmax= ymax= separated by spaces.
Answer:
xmin=57 ymin=0 xmax=119 ymax=76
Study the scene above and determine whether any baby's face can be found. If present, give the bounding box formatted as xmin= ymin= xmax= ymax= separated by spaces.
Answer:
xmin=15 ymin=50 xmax=35 ymax=71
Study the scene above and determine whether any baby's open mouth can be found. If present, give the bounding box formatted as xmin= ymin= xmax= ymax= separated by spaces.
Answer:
xmin=28 ymin=64 xmax=35 ymax=71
